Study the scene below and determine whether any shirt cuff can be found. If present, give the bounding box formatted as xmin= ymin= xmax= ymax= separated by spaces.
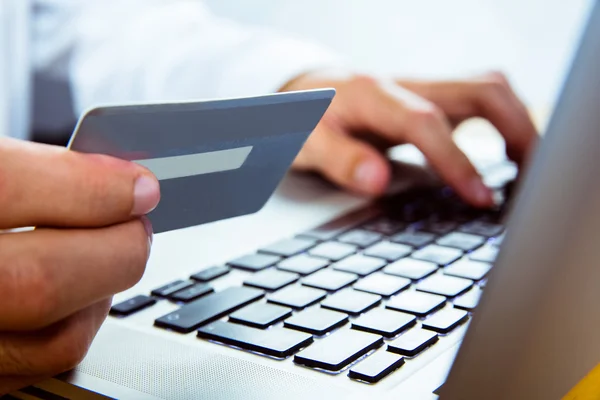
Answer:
xmin=214 ymin=36 xmax=344 ymax=98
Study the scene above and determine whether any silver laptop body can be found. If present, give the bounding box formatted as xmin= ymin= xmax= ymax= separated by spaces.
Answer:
xmin=20 ymin=2 xmax=600 ymax=399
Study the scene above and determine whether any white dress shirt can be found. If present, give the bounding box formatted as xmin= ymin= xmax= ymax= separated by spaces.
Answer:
xmin=10 ymin=0 xmax=338 ymax=138
xmin=0 ymin=0 xmax=30 ymax=139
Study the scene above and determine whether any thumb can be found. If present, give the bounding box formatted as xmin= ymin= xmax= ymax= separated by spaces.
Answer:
xmin=294 ymin=126 xmax=391 ymax=195
xmin=0 ymin=138 xmax=161 ymax=229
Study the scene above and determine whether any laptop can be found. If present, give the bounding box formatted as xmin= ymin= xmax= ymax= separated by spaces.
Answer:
xmin=18 ymin=2 xmax=600 ymax=399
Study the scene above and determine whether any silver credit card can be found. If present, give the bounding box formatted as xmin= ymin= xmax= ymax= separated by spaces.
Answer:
xmin=69 ymin=90 xmax=335 ymax=233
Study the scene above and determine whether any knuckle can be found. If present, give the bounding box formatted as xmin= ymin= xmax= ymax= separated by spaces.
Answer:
xmin=483 ymin=72 xmax=510 ymax=93
xmin=349 ymin=74 xmax=378 ymax=91
xmin=407 ymin=104 xmax=444 ymax=129
xmin=1 ymin=250 xmax=58 ymax=328
xmin=116 ymin=221 xmax=149 ymax=290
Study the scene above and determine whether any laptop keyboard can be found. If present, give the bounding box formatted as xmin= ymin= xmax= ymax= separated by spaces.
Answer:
xmin=110 ymin=162 xmax=515 ymax=384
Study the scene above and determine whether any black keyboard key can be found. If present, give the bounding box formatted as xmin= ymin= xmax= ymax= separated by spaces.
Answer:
xmin=411 ymin=245 xmax=463 ymax=266
xmin=259 ymin=238 xmax=316 ymax=257
xmin=384 ymin=258 xmax=438 ymax=280
xmin=198 ymin=321 xmax=312 ymax=358
xmin=353 ymin=273 xmax=411 ymax=297
xmin=229 ymin=303 xmax=292 ymax=329
xmin=302 ymin=269 xmax=358 ymax=292
xmin=420 ymin=221 xmax=458 ymax=235
xmin=155 ymin=287 xmax=264 ymax=333
xmin=391 ymin=231 xmax=436 ymax=248
xmin=348 ymin=351 xmax=405 ymax=383
xmin=298 ymin=210 xmax=374 ymax=241
xmin=436 ymin=232 xmax=486 ymax=252
xmin=444 ymin=259 xmax=492 ymax=281
xmin=460 ymin=221 xmax=503 ymax=238
xmin=277 ymin=254 xmax=329 ymax=276
xmin=308 ymin=241 xmax=357 ymax=261
xmin=363 ymin=241 xmax=412 ymax=261
xmin=284 ymin=308 xmax=348 ymax=335
xmin=361 ymin=217 xmax=406 ymax=235
xmin=268 ymin=286 xmax=327 ymax=310
xmin=469 ymin=245 xmax=499 ymax=263
xmin=151 ymin=280 xmax=195 ymax=298
xmin=228 ymin=254 xmax=281 ymax=272
xmin=453 ymin=287 xmax=483 ymax=310
xmin=416 ymin=275 xmax=473 ymax=297
xmin=422 ymin=308 xmax=469 ymax=334
xmin=170 ymin=284 xmax=214 ymax=303
xmin=190 ymin=266 xmax=230 ymax=282
xmin=337 ymin=229 xmax=383 ymax=248
xmin=352 ymin=309 xmax=416 ymax=338
xmin=388 ymin=329 xmax=438 ymax=357
xmin=321 ymin=290 xmax=381 ymax=316
xmin=294 ymin=329 xmax=383 ymax=371
xmin=332 ymin=254 xmax=386 ymax=277
xmin=243 ymin=269 xmax=299 ymax=292
xmin=386 ymin=291 xmax=445 ymax=317
xmin=110 ymin=295 xmax=156 ymax=316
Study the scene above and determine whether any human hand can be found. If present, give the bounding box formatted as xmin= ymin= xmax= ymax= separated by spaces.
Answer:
xmin=282 ymin=71 xmax=537 ymax=207
xmin=0 ymin=138 xmax=160 ymax=394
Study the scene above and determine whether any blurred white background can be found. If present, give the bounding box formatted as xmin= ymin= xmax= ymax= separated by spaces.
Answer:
xmin=204 ymin=0 xmax=593 ymax=109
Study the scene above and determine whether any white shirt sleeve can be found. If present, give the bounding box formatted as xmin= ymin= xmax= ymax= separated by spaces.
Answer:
xmin=33 ymin=0 xmax=343 ymax=114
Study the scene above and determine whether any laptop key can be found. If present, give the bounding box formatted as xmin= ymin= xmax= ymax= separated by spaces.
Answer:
xmin=417 ymin=275 xmax=473 ymax=297
xmin=444 ymin=259 xmax=492 ymax=281
xmin=110 ymin=295 xmax=156 ymax=316
xmin=388 ymin=329 xmax=438 ymax=357
xmin=259 ymin=238 xmax=317 ymax=257
xmin=284 ymin=308 xmax=348 ymax=335
xmin=420 ymin=221 xmax=458 ymax=235
xmin=277 ymin=254 xmax=329 ymax=276
xmin=337 ymin=229 xmax=383 ymax=248
xmin=190 ymin=265 xmax=230 ymax=282
xmin=229 ymin=303 xmax=292 ymax=329
xmin=353 ymin=273 xmax=411 ymax=297
xmin=348 ymin=351 xmax=405 ymax=383
xmin=363 ymin=241 xmax=412 ymax=261
xmin=436 ymin=232 xmax=486 ymax=252
xmin=469 ymin=245 xmax=499 ymax=263
xmin=302 ymin=269 xmax=358 ymax=292
xmin=243 ymin=269 xmax=299 ymax=292
xmin=228 ymin=254 xmax=282 ymax=272
xmin=155 ymin=287 xmax=264 ymax=333
xmin=453 ymin=287 xmax=483 ymax=310
xmin=391 ymin=231 xmax=436 ymax=248
xmin=411 ymin=245 xmax=463 ymax=266
xmin=351 ymin=308 xmax=416 ymax=338
xmin=308 ymin=241 xmax=357 ymax=261
xmin=361 ymin=217 xmax=406 ymax=236
xmin=386 ymin=291 xmax=446 ymax=317
xmin=460 ymin=221 xmax=503 ymax=238
xmin=321 ymin=290 xmax=381 ymax=316
xmin=294 ymin=329 xmax=384 ymax=371
xmin=151 ymin=280 xmax=195 ymax=298
xmin=170 ymin=284 xmax=214 ymax=303
xmin=332 ymin=254 xmax=387 ymax=277
xmin=422 ymin=308 xmax=469 ymax=334
xmin=197 ymin=320 xmax=313 ymax=358
xmin=493 ymin=232 xmax=505 ymax=247
xmin=268 ymin=286 xmax=327 ymax=310
xmin=384 ymin=258 xmax=438 ymax=280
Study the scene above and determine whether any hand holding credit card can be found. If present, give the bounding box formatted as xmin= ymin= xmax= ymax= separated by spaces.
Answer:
xmin=69 ymin=90 xmax=335 ymax=233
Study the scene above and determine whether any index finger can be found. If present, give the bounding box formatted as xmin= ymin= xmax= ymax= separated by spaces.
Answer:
xmin=0 ymin=138 xmax=160 ymax=229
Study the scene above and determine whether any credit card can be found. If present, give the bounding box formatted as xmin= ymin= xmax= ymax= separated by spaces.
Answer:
xmin=68 ymin=89 xmax=335 ymax=233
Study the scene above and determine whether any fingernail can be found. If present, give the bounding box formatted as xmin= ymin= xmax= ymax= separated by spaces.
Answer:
xmin=132 ymin=175 xmax=160 ymax=216
xmin=469 ymin=178 xmax=494 ymax=205
xmin=141 ymin=215 xmax=154 ymax=260
xmin=140 ymin=215 xmax=154 ymax=244
xmin=354 ymin=160 xmax=381 ymax=192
